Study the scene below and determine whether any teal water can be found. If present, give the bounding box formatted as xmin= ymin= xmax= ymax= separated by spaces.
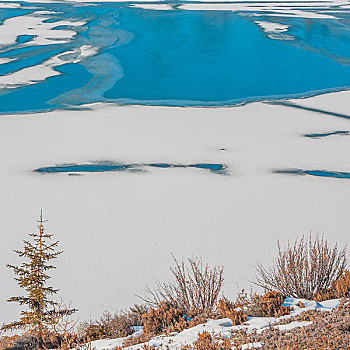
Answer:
xmin=273 ymin=169 xmax=350 ymax=180
xmin=1 ymin=3 xmax=350 ymax=113
xmin=35 ymin=162 xmax=227 ymax=175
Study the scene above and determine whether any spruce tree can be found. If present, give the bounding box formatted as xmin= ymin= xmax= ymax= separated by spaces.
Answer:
xmin=3 ymin=210 xmax=76 ymax=348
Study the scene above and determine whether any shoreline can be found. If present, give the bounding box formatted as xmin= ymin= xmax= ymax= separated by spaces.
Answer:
xmin=2 ymin=85 xmax=350 ymax=117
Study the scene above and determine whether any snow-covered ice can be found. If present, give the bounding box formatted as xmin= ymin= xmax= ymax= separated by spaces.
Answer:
xmin=0 ymin=90 xmax=349 ymax=324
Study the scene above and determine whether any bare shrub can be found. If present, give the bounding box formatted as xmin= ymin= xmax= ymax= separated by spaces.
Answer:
xmin=46 ymin=299 xmax=78 ymax=349
xmin=77 ymin=303 xmax=148 ymax=343
xmin=217 ymin=298 xmax=248 ymax=325
xmin=141 ymin=254 xmax=224 ymax=316
xmin=127 ymin=304 xmax=149 ymax=327
xmin=77 ymin=313 xmax=133 ymax=341
xmin=314 ymin=270 xmax=350 ymax=301
xmin=255 ymin=234 xmax=347 ymax=299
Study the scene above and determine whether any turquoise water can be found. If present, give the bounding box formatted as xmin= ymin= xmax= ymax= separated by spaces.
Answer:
xmin=273 ymin=169 xmax=350 ymax=180
xmin=35 ymin=162 xmax=227 ymax=175
xmin=1 ymin=3 xmax=350 ymax=113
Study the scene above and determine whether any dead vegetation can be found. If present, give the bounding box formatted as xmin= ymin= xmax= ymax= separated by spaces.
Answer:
xmin=217 ymin=298 xmax=248 ymax=325
xmin=135 ymin=255 xmax=224 ymax=339
xmin=178 ymin=298 xmax=350 ymax=350
xmin=314 ymin=270 xmax=350 ymax=301
xmin=141 ymin=255 xmax=224 ymax=317
xmin=77 ymin=304 xmax=148 ymax=341
xmin=247 ymin=291 xmax=291 ymax=318
xmin=181 ymin=331 xmax=232 ymax=350
xmin=142 ymin=302 xmax=188 ymax=336
xmin=2 ymin=235 xmax=350 ymax=350
xmin=255 ymin=234 xmax=347 ymax=299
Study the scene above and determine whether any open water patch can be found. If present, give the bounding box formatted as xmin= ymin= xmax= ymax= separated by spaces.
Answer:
xmin=272 ymin=168 xmax=350 ymax=180
xmin=34 ymin=161 xmax=228 ymax=175
xmin=1 ymin=3 xmax=350 ymax=112
xmin=303 ymin=130 xmax=349 ymax=139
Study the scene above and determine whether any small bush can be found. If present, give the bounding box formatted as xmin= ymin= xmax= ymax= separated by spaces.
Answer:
xmin=141 ymin=301 xmax=207 ymax=337
xmin=181 ymin=331 xmax=232 ymax=350
xmin=246 ymin=291 xmax=290 ymax=318
xmin=77 ymin=304 xmax=148 ymax=342
xmin=0 ymin=335 xmax=37 ymax=350
xmin=255 ymin=234 xmax=347 ymax=299
xmin=314 ymin=270 xmax=350 ymax=301
xmin=0 ymin=332 xmax=76 ymax=350
xmin=217 ymin=298 xmax=248 ymax=325
xmin=78 ymin=312 xmax=132 ymax=341
xmin=297 ymin=301 xmax=305 ymax=308
xmin=142 ymin=301 xmax=188 ymax=336
xmin=142 ymin=255 xmax=224 ymax=317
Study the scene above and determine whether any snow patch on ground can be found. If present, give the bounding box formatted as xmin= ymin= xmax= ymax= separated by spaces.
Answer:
xmin=87 ymin=298 xmax=340 ymax=350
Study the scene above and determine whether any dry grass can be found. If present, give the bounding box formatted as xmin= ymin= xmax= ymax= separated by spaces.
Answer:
xmin=255 ymin=234 xmax=347 ymax=299
xmin=142 ymin=255 xmax=224 ymax=316
xmin=181 ymin=331 xmax=232 ymax=350
xmin=217 ymin=298 xmax=248 ymax=325
xmin=141 ymin=302 xmax=207 ymax=337
xmin=77 ymin=304 xmax=148 ymax=342
xmin=116 ymin=333 xmax=152 ymax=349
xmin=142 ymin=302 xmax=187 ymax=336
xmin=246 ymin=291 xmax=291 ymax=318
xmin=314 ymin=270 xmax=350 ymax=301
xmin=178 ymin=298 xmax=350 ymax=350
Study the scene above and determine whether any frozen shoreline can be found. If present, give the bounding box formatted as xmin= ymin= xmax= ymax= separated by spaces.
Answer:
xmin=0 ymin=89 xmax=349 ymax=324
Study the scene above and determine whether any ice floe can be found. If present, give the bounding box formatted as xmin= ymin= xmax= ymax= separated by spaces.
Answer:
xmin=0 ymin=45 xmax=98 ymax=89
xmin=0 ymin=12 xmax=86 ymax=47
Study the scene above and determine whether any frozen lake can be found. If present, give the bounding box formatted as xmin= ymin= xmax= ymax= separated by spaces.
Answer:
xmin=0 ymin=0 xmax=349 ymax=326
xmin=1 ymin=2 xmax=350 ymax=112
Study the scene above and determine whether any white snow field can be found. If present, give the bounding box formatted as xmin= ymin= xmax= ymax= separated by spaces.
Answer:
xmin=84 ymin=298 xmax=340 ymax=349
xmin=0 ymin=90 xmax=349 ymax=324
